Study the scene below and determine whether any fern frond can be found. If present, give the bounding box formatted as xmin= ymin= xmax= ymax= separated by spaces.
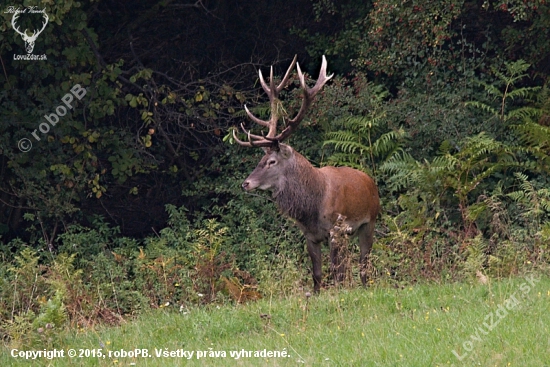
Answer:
xmin=337 ymin=115 xmax=384 ymax=134
xmin=380 ymin=150 xmax=417 ymax=173
xmin=325 ymin=152 xmax=367 ymax=171
xmin=506 ymin=106 xmax=543 ymax=121
xmin=431 ymin=154 xmax=458 ymax=170
xmin=465 ymin=101 xmax=499 ymax=116
xmin=324 ymin=139 xmax=370 ymax=155
xmin=323 ymin=91 xmax=401 ymax=174
xmin=372 ymin=129 xmax=405 ymax=158
xmin=438 ymin=140 xmax=453 ymax=155
xmin=505 ymin=59 xmax=531 ymax=75
xmin=506 ymin=86 xmax=541 ymax=101
xmin=380 ymin=151 xmax=420 ymax=192
xmin=479 ymin=82 xmax=503 ymax=98
xmin=511 ymin=121 xmax=550 ymax=148
xmin=468 ymin=60 xmax=542 ymax=125
xmin=325 ymin=130 xmax=360 ymax=143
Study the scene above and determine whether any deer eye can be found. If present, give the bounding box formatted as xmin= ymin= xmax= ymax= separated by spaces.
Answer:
xmin=267 ymin=159 xmax=277 ymax=167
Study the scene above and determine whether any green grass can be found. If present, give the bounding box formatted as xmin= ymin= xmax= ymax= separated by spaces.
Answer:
xmin=3 ymin=275 xmax=549 ymax=366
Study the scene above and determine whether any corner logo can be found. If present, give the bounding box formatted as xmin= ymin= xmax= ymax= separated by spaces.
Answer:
xmin=5 ymin=6 xmax=48 ymax=60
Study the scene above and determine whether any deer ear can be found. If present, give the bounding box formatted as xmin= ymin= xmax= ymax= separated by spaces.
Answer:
xmin=278 ymin=143 xmax=293 ymax=159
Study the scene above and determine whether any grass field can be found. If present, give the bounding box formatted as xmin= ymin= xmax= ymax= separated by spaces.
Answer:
xmin=2 ymin=274 xmax=549 ymax=366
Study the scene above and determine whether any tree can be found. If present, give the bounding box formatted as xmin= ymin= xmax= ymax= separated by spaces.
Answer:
xmin=0 ymin=0 xmax=316 ymax=243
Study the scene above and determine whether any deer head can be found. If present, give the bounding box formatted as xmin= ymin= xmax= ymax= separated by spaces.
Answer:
xmin=12 ymin=11 xmax=49 ymax=54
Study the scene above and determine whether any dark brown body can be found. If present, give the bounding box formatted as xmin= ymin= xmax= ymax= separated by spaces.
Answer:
xmin=242 ymin=144 xmax=380 ymax=293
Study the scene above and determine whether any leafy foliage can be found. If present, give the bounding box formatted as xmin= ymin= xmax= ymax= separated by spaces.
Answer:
xmin=510 ymin=86 xmax=550 ymax=173
xmin=507 ymin=172 xmax=550 ymax=233
xmin=466 ymin=60 xmax=542 ymax=132
xmin=323 ymin=83 xmax=406 ymax=174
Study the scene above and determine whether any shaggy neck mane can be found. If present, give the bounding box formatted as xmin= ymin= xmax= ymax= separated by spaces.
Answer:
xmin=273 ymin=152 xmax=324 ymax=230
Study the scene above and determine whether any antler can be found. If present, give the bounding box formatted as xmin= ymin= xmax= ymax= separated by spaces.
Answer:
xmin=11 ymin=12 xmax=49 ymax=53
xmin=34 ymin=12 xmax=49 ymax=39
xmin=11 ymin=12 xmax=26 ymax=38
xmin=233 ymin=55 xmax=333 ymax=148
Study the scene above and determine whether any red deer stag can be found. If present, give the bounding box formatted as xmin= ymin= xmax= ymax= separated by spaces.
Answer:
xmin=233 ymin=56 xmax=380 ymax=293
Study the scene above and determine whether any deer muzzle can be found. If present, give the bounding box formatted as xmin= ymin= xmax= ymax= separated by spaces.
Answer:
xmin=242 ymin=177 xmax=263 ymax=191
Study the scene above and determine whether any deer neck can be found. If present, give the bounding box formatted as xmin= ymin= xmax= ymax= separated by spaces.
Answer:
xmin=273 ymin=152 xmax=324 ymax=229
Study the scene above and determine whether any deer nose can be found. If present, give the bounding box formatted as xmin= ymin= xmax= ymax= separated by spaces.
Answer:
xmin=242 ymin=181 xmax=249 ymax=190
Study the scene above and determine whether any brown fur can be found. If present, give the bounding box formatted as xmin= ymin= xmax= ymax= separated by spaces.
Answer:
xmin=242 ymin=144 xmax=380 ymax=292
xmin=274 ymin=152 xmax=324 ymax=230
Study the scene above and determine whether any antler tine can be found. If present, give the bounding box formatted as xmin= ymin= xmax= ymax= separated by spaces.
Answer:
xmin=240 ymin=123 xmax=270 ymax=141
xmin=232 ymin=124 xmax=277 ymax=148
xmin=39 ymin=12 xmax=49 ymax=33
xmin=255 ymin=66 xmax=278 ymax=138
xmin=258 ymin=68 xmax=271 ymax=98
xmin=306 ymin=55 xmax=334 ymax=97
xmin=275 ymin=55 xmax=298 ymax=94
xmin=31 ymin=12 xmax=49 ymax=40
xmin=232 ymin=128 xmax=253 ymax=147
xmin=275 ymin=55 xmax=333 ymax=142
xmin=244 ymin=105 xmax=270 ymax=128
xmin=269 ymin=66 xmax=276 ymax=99
xmin=258 ymin=55 xmax=298 ymax=100
xmin=246 ymin=65 xmax=277 ymax=138
xmin=255 ymin=56 xmax=296 ymax=139
xmin=11 ymin=13 xmax=25 ymax=36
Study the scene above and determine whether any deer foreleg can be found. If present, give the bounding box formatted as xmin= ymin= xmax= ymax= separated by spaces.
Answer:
xmin=306 ymin=239 xmax=323 ymax=293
